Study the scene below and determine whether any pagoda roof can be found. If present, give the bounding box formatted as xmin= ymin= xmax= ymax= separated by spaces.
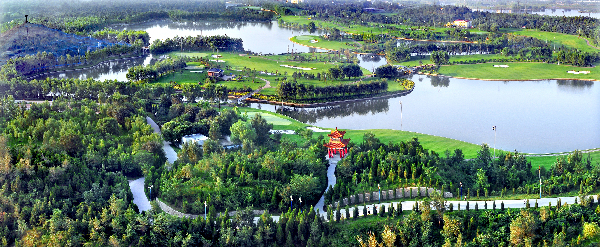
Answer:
xmin=324 ymin=138 xmax=351 ymax=149
xmin=328 ymin=127 xmax=346 ymax=138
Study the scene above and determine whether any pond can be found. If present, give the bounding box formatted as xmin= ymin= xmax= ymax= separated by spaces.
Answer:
xmin=33 ymin=19 xmax=382 ymax=80
xmin=30 ymin=55 xmax=152 ymax=81
xmin=119 ymin=20 xmax=326 ymax=55
xmin=252 ymin=74 xmax=599 ymax=154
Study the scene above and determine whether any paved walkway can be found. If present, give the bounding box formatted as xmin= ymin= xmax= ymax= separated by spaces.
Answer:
xmin=128 ymin=177 xmax=152 ymax=212
xmin=329 ymin=195 xmax=599 ymax=220
xmin=146 ymin=116 xmax=177 ymax=164
xmin=135 ymin=117 xmax=596 ymax=222
xmin=127 ymin=117 xmax=177 ymax=213
xmin=314 ymin=156 xmax=342 ymax=213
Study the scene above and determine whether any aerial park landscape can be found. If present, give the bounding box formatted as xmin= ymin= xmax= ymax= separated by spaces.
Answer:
xmin=0 ymin=0 xmax=599 ymax=245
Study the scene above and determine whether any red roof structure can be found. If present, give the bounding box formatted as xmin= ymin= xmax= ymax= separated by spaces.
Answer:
xmin=327 ymin=127 xmax=346 ymax=138
xmin=324 ymin=127 xmax=350 ymax=158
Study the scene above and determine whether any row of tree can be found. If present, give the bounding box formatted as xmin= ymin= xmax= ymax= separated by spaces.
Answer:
xmin=276 ymin=79 xmax=388 ymax=102
xmin=125 ymin=57 xmax=187 ymax=82
xmin=149 ymin=35 xmax=244 ymax=54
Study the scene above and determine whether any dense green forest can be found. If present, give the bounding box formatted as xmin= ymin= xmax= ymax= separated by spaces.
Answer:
xmin=0 ymin=1 xmax=599 ymax=246
xmin=326 ymin=133 xmax=599 ymax=206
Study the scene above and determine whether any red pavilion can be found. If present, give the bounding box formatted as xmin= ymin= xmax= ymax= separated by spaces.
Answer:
xmin=324 ymin=127 xmax=350 ymax=158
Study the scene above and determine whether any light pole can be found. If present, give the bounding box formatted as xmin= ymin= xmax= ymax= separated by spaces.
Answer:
xmin=149 ymin=185 xmax=153 ymax=200
xmin=299 ymin=197 xmax=302 ymax=213
xmin=460 ymin=182 xmax=463 ymax=200
xmin=378 ymin=184 xmax=381 ymax=203
xmin=492 ymin=126 xmax=496 ymax=159
xmin=290 ymin=195 xmax=293 ymax=210
xmin=204 ymin=201 xmax=207 ymax=220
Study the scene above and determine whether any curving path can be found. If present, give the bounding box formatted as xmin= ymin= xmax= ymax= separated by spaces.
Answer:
xmin=128 ymin=117 xmax=177 ymax=213
xmin=129 ymin=116 xmax=281 ymax=222
xmin=128 ymin=177 xmax=152 ymax=212
xmin=134 ymin=117 xmax=595 ymax=221
xmin=236 ymin=78 xmax=271 ymax=103
xmin=146 ymin=116 xmax=177 ymax=164
xmin=314 ymin=156 xmax=341 ymax=214
xmin=313 ymin=152 xmax=598 ymax=220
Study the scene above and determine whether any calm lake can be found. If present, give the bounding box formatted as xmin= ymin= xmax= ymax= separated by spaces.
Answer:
xmin=253 ymin=74 xmax=599 ymax=154
xmin=33 ymin=19 xmax=599 ymax=154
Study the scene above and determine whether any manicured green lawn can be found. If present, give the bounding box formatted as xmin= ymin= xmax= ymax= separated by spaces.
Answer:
xmin=231 ymin=107 xmax=486 ymax=158
xmin=391 ymin=54 xmax=510 ymax=67
xmin=231 ymin=107 xmax=310 ymax=131
xmin=438 ymin=62 xmax=599 ymax=80
xmin=245 ymin=111 xmax=292 ymax=125
xmin=510 ymin=29 xmax=599 ymax=53
xmin=281 ymin=16 xmax=414 ymax=35
xmin=290 ymin=35 xmax=357 ymax=50
xmin=154 ymin=67 xmax=206 ymax=85
xmin=526 ymin=150 xmax=600 ymax=171
xmin=170 ymin=51 xmax=373 ymax=93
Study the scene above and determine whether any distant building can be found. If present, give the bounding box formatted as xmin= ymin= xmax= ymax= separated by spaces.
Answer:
xmin=445 ymin=19 xmax=472 ymax=28
xmin=207 ymin=68 xmax=223 ymax=77
xmin=290 ymin=0 xmax=304 ymax=4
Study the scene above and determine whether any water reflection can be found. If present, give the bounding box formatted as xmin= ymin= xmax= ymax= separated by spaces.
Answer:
xmin=30 ymin=55 xmax=150 ymax=81
xmin=556 ymin=80 xmax=594 ymax=92
xmin=119 ymin=20 xmax=325 ymax=55
xmin=276 ymin=98 xmax=389 ymax=124
xmin=430 ymin=76 xmax=450 ymax=87
xmin=256 ymin=74 xmax=599 ymax=153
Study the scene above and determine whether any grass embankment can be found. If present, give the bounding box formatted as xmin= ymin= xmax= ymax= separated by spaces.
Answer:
xmin=508 ymin=29 xmax=599 ymax=53
xmin=234 ymin=107 xmax=488 ymax=159
xmin=290 ymin=35 xmax=357 ymax=51
xmin=226 ymin=108 xmax=599 ymax=177
xmin=437 ymin=62 xmax=599 ymax=80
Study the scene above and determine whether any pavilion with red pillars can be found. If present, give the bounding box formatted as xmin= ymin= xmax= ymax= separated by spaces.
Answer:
xmin=324 ymin=127 xmax=350 ymax=158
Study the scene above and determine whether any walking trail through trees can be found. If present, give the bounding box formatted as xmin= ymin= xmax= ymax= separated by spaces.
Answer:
xmin=127 ymin=116 xmax=595 ymax=222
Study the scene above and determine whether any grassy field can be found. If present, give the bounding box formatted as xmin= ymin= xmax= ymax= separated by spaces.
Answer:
xmin=234 ymin=107 xmax=488 ymax=158
xmin=526 ymin=150 xmax=600 ymax=170
xmin=438 ymin=62 xmax=599 ymax=80
xmin=509 ymin=29 xmax=599 ymax=53
xmin=170 ymin=51 xmax=376 ymax=95
xmin=391 ymin=54 xmax=510 ymax=67
xmin=229 ymin=108 xmax=599 ymax=168
xmin=282 ymin=16 xmax=598 ymax=54
xmin=290 ymin=35 xmax=358 ymax=50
